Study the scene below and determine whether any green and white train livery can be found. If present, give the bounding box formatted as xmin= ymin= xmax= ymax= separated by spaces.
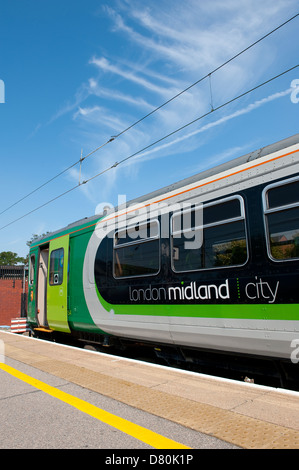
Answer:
xmin=27 ymin=134 xmax=299 ymax=380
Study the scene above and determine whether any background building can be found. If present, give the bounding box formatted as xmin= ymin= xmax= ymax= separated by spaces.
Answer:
xmin=0 ymin=266 xmax=28 ymax=327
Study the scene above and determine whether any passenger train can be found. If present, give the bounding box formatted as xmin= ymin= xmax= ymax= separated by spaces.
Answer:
xmin=27 ymin=134 xmax=299 ymax=387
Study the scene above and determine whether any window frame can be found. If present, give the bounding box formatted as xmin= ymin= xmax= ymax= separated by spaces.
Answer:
xmin=29 ymin=254 xmax=36 ymax=285
xmin=49 ymin=247 xmax=64 ymax=286
xmin=170 ymin=195 xmax=248 ymax=273
xmin=113 ymin=219 xmax=161 ymax=279
xmin=262 ymin=175 xmax=299 ymax=263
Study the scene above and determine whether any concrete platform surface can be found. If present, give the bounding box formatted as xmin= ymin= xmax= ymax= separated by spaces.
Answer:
xmin=1 ymin=331 xmax=299 ymax=449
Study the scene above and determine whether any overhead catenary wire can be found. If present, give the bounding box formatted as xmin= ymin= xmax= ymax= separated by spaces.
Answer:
xmin=0 ymin=185 xmax=79 ymax=231
xmin=113 ymin=12 xmax=299 ymax=139
xmin=81 ymin=63 xmax=299 ymax=182
xmin=0 ymin=161 xmax=79 ymax=217
xmin=0 ymin=62 xmax=298 ymax=232
xmin=0 ymin=12 xmax=298 ymax=218
xmin=0 ymin=139 xmax=113 ymax=217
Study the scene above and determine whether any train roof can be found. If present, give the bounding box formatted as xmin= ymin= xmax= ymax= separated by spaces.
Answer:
xmin=129 ymin=132 xmax=299 ymax=201
xmin=31 ymin=132 xmax=299 ymax=246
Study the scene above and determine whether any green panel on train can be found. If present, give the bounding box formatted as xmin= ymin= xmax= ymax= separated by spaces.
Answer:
xmin=47 ymin=235 xmax=71 ymax=333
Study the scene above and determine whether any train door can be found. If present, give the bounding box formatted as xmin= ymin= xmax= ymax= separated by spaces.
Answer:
xmin=27 ymin=248 xmax=39 ymax=326
xmin=36 ymin=245 xmax=49 ymax=327
xmin=47 ymin=234 xmax=71 ymax=333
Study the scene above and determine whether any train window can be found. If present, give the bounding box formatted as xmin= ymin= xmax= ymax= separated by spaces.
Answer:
xmin=115 ymin=221 xmax=159 ymax=246
xmin=264 ymin=177 xmax=299 ymax=261
xmin=267 ymin=179 xmax=299 ymax=209
xmin=29 ymin=254 xmax=35 ymax=285
xmin=49 ymin=248 xmax=64 ymax=285
xmin=114 ymin=221 xmax=160 ymax=278
xmin=171 ymin=196 xmax=247 ymax=272
xmin=203 ymin=198 xmax=241 ymax=225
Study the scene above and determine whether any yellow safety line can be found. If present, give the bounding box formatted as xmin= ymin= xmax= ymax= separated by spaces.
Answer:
xmin=0 ymin=363 xmax=190 ymax=449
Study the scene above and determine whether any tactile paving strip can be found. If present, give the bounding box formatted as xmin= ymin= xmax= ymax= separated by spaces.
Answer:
xmin=2 ymin=334 xmax=299 ymax=449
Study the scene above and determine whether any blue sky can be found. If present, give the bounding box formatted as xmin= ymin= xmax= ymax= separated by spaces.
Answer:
xmin=0 ymin=0 xmax=298 ymax=258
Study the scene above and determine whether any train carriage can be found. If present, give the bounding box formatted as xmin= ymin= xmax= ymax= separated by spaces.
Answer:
xmin=27 ymin=133 xmax=299 ymax=386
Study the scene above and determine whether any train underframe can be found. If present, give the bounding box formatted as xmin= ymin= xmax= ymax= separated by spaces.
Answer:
xmin=30 ymin=326 xmax=299 ymax=391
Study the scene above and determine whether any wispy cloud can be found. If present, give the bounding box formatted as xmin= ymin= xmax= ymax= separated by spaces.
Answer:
xmin=64 ymin=0 xmax=297 ymax=203
xmin=27 ymin=123 xmax=41 ymax=140
xmin=87 ymin=78 xmax=154 ymax=110
xmin=73 ymin=105 xmax=131 ymax=133
xmin=104 ymin=0 xmax=289 ymax=73
xmin=90 ymin=56 xmax=176 ymax=97
xmin=70 ymin=85 xmax=293 ymax=207
xmin=123 ymin=87 xmax=293 ymax=166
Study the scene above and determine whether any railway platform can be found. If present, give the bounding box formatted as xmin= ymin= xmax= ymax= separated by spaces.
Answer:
xmin=1 ymin=330 xmax=299 ymax=450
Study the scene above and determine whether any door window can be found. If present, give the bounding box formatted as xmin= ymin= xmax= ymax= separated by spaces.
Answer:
xmin=49 ymin=248 xmax=64 ymax=285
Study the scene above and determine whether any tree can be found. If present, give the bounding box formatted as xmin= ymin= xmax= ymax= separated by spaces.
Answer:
xmin=26 ymin=232 xmax=51 ymax=247
xmin=0 ymin=251 xmax=27 ymax=266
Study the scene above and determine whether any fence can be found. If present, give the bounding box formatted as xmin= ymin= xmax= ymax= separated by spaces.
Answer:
xmin=0 ymin=265 xmax=27 ymax=281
